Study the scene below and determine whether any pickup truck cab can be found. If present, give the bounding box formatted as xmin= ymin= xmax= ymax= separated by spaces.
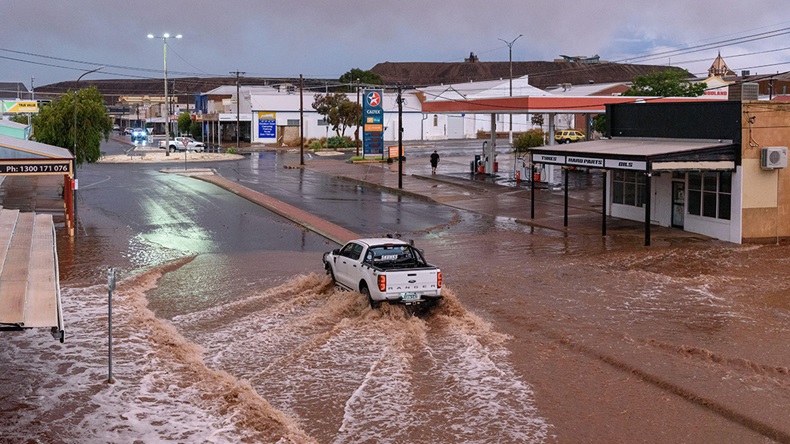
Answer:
xmin=159 ymin=137 xmax=205 ymax=153
xmin=323 ymin=238 xmax=442 ymax=308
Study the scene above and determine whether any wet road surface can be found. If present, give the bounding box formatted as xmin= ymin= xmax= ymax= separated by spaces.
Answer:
xmin=1 ymin=139 xmax=789 ymax=443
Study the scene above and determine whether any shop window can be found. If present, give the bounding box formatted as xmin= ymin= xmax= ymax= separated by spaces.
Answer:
xmin=612 ymin=170 xmax=646 ymax=207
xmin=433 ymin=115 xmax=438 ymax=127
xmin=688 ymin=171 xmax=731 ymax=220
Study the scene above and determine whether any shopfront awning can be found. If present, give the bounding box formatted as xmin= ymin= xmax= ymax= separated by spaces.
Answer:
xmin=528 ymin=137 xmax=739 ymax=247
xmin=530 ymin=137 xmax=739 ymax=173
xmin=0 ymin=209 xmax=63 ymax=342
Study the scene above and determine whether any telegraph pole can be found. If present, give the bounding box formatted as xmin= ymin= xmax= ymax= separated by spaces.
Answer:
xmin=355 ymin=78 xmax=361 ymax=157
xmin=230 ymin=70 xmax=245 ymax=151
xmin=300 ymin=74 xmax=305 ymax=165
xmin=397 ymin=83 xmax=404 ymax=189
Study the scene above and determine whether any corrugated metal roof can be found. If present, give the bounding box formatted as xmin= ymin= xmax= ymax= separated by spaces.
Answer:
xmin=0 ymin=209 xmax=63 ymax=342
xmin=0 ymin=134 xmax=73 ymax=159
xmin=532 ymin=138 xmax=733 ymax=157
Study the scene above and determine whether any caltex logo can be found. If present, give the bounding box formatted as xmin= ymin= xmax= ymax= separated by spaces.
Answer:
xmin=367 ymin=92 xmax=381 ymax=107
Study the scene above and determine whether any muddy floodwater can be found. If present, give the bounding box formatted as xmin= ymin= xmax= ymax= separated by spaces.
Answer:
xmin=2 ymin=168 xmax=790 ymax=443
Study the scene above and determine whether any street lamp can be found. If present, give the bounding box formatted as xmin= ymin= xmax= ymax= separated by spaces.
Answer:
xmin=498 ymin=34 xmax=522 ymax=145
xmin=73 ymin=65 xmax=103 ymax=223
xmin=148 ymin=33 xmax=182 ymax=156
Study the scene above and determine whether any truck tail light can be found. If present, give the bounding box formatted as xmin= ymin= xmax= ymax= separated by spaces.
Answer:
xmin=378 ymin=275 xmax=387 ymax=292
xmin=437 ymin=271 xmax=442 ymax=288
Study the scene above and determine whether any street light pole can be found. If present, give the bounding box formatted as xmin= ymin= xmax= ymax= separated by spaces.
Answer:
xmin=498 ymin=34 xmax=522 ymax=145
xmin=73 ymin=65 xmax=103 ymax=224
xmin=148 ymin=33 xmax=182 ymax=156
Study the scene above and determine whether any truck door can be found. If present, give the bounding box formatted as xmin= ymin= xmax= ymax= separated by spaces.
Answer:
xmin=335 ymin=242 xmax=363 ymax=286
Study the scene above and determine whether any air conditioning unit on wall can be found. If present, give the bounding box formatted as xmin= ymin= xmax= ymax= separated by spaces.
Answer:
xmin=761 ymin=147 xmax=788 ymax=170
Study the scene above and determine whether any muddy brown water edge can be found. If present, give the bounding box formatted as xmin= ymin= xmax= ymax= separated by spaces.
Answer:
xmin=427 ymin=228 xmax=790 ymax=443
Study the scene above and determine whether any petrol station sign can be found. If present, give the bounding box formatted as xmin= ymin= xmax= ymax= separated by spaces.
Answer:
xmin=362 ymin=89 xmax=384 ymax=156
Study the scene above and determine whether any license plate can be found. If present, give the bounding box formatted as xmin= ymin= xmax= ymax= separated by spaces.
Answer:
xmin=401 ymin=292 xmax=419 ymax=301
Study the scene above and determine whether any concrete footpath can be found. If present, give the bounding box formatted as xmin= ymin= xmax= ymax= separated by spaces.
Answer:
xmin=181 ymin=157 xmax=707 ymax=248
xmin=292 ymin=158 xmax=708 ymax=246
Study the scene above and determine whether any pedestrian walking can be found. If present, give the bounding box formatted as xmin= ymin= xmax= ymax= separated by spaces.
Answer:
xmin=430 ymin=150 xmax=440 ymax=174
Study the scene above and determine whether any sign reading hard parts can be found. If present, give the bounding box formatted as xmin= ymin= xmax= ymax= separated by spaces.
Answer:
xmin=2 ymin=100 xmax=39 ymax=113
xmin=532 ymin=152 xmax=647 ymax=172
xmin=362 ymin=89 xmax=384 ymax=156
xmin=258 ymin=112 xmax=276 ymax=139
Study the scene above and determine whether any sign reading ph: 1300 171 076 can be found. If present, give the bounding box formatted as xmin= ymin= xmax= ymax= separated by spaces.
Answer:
xmin=0 ymin=161 xmax=72 ymax=175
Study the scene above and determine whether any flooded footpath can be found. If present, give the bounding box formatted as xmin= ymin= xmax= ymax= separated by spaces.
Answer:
xmin=2 ymin=159 xmax=790 ymax=443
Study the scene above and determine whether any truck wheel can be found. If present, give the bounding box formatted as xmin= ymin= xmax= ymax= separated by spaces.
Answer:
xmin=360 ymin=283 xmax=379 ymax=309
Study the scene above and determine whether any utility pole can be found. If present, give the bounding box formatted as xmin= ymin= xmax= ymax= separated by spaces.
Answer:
xmin=230 ymin=70 xmax=245 ymax=151
xmin=498 ymin=34 xmax=522 ymax=145
xmin=355 ymin=78 xmax=361 ymax=157
xmin=300 ymin=74 xmax=304 ymax=165
xmin=397 ymin=83 xmax=404 ymax=189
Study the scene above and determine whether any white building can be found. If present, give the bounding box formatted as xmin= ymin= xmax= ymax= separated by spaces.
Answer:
xmin=249 ymin=87 xmax=424 ymax=145
xmin=417 ymin=76 xmax=553 ymax=140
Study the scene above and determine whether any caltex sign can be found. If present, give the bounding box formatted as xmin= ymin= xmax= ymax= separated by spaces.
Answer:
xmin=362 ymin=89 xmax=384 ymax=156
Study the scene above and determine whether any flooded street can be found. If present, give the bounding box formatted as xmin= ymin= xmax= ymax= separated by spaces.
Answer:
xmin=2 ymin=147 xmax=790 ymax=443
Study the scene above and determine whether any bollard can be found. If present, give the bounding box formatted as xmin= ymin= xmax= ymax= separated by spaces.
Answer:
xmin=107 ymin=267 xmax=116 ymax=384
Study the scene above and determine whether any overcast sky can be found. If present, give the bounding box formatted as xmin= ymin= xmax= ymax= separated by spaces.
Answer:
xmin=3 ymin=0 xmax=790 ymax=89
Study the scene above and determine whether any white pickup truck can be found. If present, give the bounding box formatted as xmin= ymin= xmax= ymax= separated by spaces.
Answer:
xmin=323 ymin=238 xmax=442 ymax=308
xmin=158 ymin=137 xmax=205 ymax=153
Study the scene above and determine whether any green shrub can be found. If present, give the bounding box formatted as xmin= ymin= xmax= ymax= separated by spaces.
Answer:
xmin=327 ymin=136 xmax=354 ymax=148
xmin=513 ymin=129 xmax=545 ymax=153
xmin=308 ymin=139 xmax=323 ymax=150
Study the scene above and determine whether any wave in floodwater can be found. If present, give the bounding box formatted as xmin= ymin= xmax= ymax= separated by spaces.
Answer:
xmin=0 ymin=260 xmax=315 ymax=444
xmin=1 ymin=259 xmax=552 ymax=443
xmin=172 ymin=273 xmax=552 ymax=443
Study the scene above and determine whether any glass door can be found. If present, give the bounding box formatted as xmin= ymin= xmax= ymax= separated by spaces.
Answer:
xmin=672 ymin=181 xmax=685 ymax=228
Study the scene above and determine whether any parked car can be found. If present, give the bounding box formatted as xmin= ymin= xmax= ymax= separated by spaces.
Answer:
xmin=554 ymin=129 xmax=585 ymax=144
xmin=159 ymin=137 xmax=205 ymax=152
xmin=123 ymin=127 xmax=133 ymax=135
xmin=323 ymin=238 xmax=442 ymax=308
xmin=113 ymin=124 xmax=120 ymax=131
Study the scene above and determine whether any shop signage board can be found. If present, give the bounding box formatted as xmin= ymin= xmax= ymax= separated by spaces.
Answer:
xmin=0 ymin=160 xmax=71 ymax=175
xmin=2 ymin=100 xmax=38 ymax=113
xmin=258 ymin=112 xmax=276 ymax=139
xmin=362 ymin=89 xmax=384 ymax=156
xmin=532 ymin=152 xmax=647 ymax=171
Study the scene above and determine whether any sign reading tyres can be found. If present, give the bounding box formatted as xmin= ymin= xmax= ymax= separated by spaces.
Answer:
xmin=362 ymin=89 xmax=384 ymax=156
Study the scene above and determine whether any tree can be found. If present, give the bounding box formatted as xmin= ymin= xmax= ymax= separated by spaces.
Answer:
xmin=624 ymin=69 xmax=706 ymax=97
xmin=312 ymin=93 xmax=361 ymax=138
xmin=338 ymin=68 xmax=383 ymax=92
xmin=189 ymin=121 xmax=203 ymax=140
xmin=10 ymin=114 xmax=29 ymax=125
xmin=32 ymin=86 xmax=112 ymax=165
xmin=177 ymin=112 xmax=192 ymax=136
xmin=593 ymin=114 xmax=608 ymax=137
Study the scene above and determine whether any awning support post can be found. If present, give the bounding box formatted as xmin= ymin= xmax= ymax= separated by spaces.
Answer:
xmin=563 ymin=167 xmax=569 ymax=227
xmin=530 ymin=159 xmax=535 ymax=219
xmin=645 ymin=172 xmax=652 ymax=246
xmin=601 ymin=170 xmax=609 ymax=236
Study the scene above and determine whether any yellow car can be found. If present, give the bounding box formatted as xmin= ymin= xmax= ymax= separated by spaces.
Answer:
xmin=554 ymin=129 xmax=585 ymax=144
